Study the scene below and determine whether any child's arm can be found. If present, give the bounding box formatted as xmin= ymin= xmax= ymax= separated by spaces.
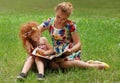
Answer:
xmin=25 ymin=40 xmax=34 ymax=55
xmin=71 ymin=32 xmax=81 ymax=52
xmin=65 ymin=32 xmax=81 ymax=53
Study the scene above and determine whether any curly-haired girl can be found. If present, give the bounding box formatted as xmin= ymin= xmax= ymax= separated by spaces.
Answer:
xmin=17 ymin=21 xmax=53 ymax=80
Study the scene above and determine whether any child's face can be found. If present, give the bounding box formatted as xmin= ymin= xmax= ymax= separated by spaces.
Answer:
xmin=31 ymin=32 xmax=40 ymax=42
xmin=55 ymin=9 xmax=69 ymax=25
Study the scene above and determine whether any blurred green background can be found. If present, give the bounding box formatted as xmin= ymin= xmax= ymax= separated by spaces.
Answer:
xmin=0 ymin=0 xmax=120 ymax=17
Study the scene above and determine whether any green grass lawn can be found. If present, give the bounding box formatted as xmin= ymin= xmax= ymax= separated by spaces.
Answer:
xmin=0 ymin=0 xmax=120 ymax=83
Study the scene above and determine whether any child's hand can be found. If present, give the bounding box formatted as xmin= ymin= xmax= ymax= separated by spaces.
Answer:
xmin=37 ymin=48 xmax=45 ymax=56
xmin=63 ymin=48 xmax=72 ymax=56
xmin=64 ymin=48 xmax=72 ymax=53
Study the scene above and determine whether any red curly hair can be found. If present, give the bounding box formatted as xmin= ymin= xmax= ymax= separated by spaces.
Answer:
xmin=19 ymin=21 xmax=39 ymax=52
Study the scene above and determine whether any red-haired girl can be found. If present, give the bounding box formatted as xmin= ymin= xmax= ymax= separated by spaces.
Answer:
xmin=17 ymin=21 xmax=53 ymax=80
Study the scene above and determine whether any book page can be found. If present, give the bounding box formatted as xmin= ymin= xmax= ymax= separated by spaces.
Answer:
xmin=32 ymin=47 xmax=72 ymax=60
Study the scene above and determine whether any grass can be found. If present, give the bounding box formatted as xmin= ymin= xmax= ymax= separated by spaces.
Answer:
xmin=0 ymin=0 xmax=120 ymax=83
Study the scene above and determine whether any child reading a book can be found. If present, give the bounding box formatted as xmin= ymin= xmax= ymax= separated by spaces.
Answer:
xmin=17 ymin=21 xmax=54 ymax=80
xmin=37 ymin=2 xmax=110 ymax=70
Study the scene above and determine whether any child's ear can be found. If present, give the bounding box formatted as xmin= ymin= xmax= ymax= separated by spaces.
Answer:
xmin=22 ymin=32 xmax=30 ymax=38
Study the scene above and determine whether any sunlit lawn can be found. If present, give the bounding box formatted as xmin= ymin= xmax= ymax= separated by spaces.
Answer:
xmin=0 ymin=0 xmax=120 ymax=83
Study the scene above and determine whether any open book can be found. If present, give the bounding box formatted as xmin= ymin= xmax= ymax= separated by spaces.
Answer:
xmin=32 ymin=47 xmax=72 ymax=60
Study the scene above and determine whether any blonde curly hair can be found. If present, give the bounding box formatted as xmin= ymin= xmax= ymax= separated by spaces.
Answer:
xmin=55 ymin=2 xmax=73 ymax=17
